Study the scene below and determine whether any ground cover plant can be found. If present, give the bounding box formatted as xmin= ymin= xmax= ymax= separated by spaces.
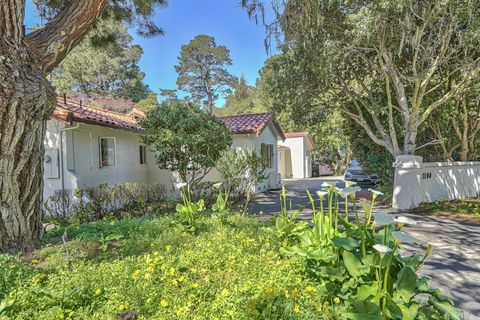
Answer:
xmin=0 ymin=184 xmax=463 ymax=319
xmin=417 ymin=198 xmax=480 ymax=221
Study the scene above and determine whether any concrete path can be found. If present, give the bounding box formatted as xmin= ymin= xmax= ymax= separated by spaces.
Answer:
xmin=249 ymin=177 xmax=480 ymax=319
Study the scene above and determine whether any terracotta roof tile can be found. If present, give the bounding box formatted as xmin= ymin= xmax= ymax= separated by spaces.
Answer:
xmin=52 ymin=98 xmax=284 ymax=140
xmin=53 ymin=97 xmax=143 ymax=132
xmin=220 ymin=112 xmax=272 ymax=134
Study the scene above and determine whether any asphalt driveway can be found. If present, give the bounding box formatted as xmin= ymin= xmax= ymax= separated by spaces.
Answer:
xmin=249 ymin=177 xmax=480 ymax=319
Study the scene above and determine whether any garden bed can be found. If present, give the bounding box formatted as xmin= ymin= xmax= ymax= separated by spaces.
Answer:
xmin=415 ymin=198 xmax=480 ymax=222
xmin=0 ymin=185 xmax=463 ymax=319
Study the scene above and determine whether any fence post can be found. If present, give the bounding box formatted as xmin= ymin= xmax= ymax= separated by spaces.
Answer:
xmin=392 ymin=155 xmax=423 ymax=210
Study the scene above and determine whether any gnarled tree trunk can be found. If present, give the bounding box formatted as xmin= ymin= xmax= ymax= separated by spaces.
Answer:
xmin=0 ymin=0 xmax=108 ymax=253
xmin=0 ymin=39 xmax=56 ymax=252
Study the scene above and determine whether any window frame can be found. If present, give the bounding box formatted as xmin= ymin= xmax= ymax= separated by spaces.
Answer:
xmin=139 ymin=145 xmax=147 ymax=165
xmin=99 ymin=137 xmax=116 ymax=168
xmin=261 ymin=143 xmax=274 ymax=169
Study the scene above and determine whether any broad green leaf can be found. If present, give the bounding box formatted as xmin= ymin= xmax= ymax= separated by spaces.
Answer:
xmin=394 ymin=267 xmax=417 ymax=302
xmin=385 ymin=296 xmax=403 ymax=319
xmin=353 ymin=283 xmax=377 ymax=300
xmin=342 ymin=251 xmax=368 ymax=278
xmin=428 ymin=297 xmax=462 ymax=320
xmin=280 ymin=245 xmax=307 ymax=257
xmin=343 ymin=300 xmax=383 ymax=320
xmin=333 ymin=236 xmax=359 ymax=250
xmin=399 ymin=304 xmax=418 ymax=320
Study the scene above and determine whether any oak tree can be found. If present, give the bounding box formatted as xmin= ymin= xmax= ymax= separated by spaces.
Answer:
xmin=243 ymin=0 xmax=480 ymax=157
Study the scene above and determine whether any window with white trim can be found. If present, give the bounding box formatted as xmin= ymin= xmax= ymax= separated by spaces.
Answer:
xmin=261 ymin=143 xmax=274 ymax=168
xmin=99 ymin=137 xmax=116 ymax=167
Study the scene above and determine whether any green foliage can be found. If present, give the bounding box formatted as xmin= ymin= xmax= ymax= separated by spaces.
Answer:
xmin=216 ymin=147 xmax=268 ymax=205
xmin=51 ymin=19 xmax=150 ymax=102
xmin=135 ymin=92 xmax=159 ymax=112
xmin=43 ymin=183 xmax=171 ymax=227
xmin=246 ymin=0 xmax=480 ymax=158
xmin=346 ymin=118 xmax=394 ymax=182
xmin=140 ymin=101 xmax=232 ymax=185
xmin=175 ymin=35 xmax=237 ymax=112
xmin=1 ymin=183 xmax=463 ymax=319
xmin=217 ymin=76 xmax=266 ymax=116
xmin=33 ymin=0 xmax=167 ymax=38
xmin=1 ymin=214 xmax=324 ymax=319
xmin=269 ymin=183 xmax=462 ymax=319
xmin=418 ymin=198 xmax=480 ymax=221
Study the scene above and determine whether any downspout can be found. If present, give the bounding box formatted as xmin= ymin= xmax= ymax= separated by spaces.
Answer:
xmin=59 ymin=121 xmax=80 ymax=195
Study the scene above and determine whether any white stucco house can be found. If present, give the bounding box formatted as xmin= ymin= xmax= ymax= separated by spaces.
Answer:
xmin=278 ymin=132 xmax=315 ymax=179
xmin=43 ymin=98 xmax=284 ymax=199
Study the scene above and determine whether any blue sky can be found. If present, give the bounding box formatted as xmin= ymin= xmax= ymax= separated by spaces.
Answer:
xmin=24 ymin=0 xmax=276 ymax=107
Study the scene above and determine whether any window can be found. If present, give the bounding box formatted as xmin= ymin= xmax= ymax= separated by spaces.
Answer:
xmin=261 ymin=143 xmax=274 ymax=168
xmin=139 ymin=145 xmax=147 ymax=165
xmin=99 ymin=137 xmax=116 ymax=167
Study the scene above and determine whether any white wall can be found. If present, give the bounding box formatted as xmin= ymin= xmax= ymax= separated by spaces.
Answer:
xmin=43 ymin=120 xmax=175 ymax=199
xmin=278 ymin=137 xmax=311 ymax=179
xmin=392 ymin=155 xmax=480 ymax=210
xmin=44 ymin=119 xmax=282 ymax=200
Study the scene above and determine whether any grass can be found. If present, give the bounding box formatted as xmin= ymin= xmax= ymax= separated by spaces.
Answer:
xmin=1 ymin=213 xmax=324 ymax=319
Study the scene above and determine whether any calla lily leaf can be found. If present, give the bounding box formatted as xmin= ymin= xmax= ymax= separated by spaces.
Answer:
xmin=373 ymin=212 xmax=395 ymax=226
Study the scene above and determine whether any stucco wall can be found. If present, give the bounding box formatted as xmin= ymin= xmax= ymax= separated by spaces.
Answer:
xmin=44 ymin=119 xmax=281 ymax=200
xmin=392 ymin=155 xmax=480 ymax=210
xmin=278 ymin=137 xmax=309 ymax=179
xmin=43 ymin=120 xmax=173 ymax=199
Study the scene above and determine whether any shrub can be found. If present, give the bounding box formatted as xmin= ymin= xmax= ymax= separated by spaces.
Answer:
xmin=140 ymin=101 xmax=232 ymax=186
xmin=216 ymin=147 xmax=268 ymax=206
xmin=43 ymin=183 xmax=171 ymax=226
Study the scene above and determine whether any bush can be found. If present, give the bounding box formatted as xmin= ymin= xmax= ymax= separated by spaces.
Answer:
xmin=140 ymin=101 xmax=232 ymax=186
xmin=43 ymin=183 xmax=173 ymax=226
xmin=216 ymin=147 xmax=268 ymax=206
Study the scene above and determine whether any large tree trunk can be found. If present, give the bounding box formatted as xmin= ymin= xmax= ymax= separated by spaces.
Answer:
xmin=0 ymin=39 xmax=56 ymax=253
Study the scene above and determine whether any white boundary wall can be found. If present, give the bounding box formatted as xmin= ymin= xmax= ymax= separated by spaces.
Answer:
xmin=392 ymin=155 xmax=480 ymax=210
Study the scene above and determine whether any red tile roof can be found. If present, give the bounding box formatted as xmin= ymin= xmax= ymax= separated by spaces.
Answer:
xmin=220 ymin=113 xmax=285 ymax=140
xmin=52 ymin=98 xmax=284 ymax=140
xmin=53 ymin=97 xmax=143 ymax=132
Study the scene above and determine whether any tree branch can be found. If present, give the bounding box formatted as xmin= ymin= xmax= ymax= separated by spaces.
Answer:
xmin=26 ymin=0 xmax=108 ymax=73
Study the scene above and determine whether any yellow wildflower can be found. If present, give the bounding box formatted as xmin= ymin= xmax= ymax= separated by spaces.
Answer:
xmin=95 ymin=288 xmax=102 ymax=295
xmin=294 ymin=304 xmax=300 ymax=314
xmin=333 ymin=297 xmax=341 ymax=304
xmin=160 ymin=300 xmax=168 ymax=308
xmin=165 ymin=245 xmax=172 ymax=252
xmin=305 ymin=285 xmax=315 ymax=294
xmin=178 ymin=275 xmax=185 ymax=283
xmin=169 ymin=267 xmax=176 ymax=276
xmin=192 ymin=283 xmax=199 ymax=289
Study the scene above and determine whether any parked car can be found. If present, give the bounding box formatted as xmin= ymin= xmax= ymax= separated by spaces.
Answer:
xmin=344 ymin=166 xmax=378 ymax=185
xmin=312 ymin=163 xmax=334 ymax=177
